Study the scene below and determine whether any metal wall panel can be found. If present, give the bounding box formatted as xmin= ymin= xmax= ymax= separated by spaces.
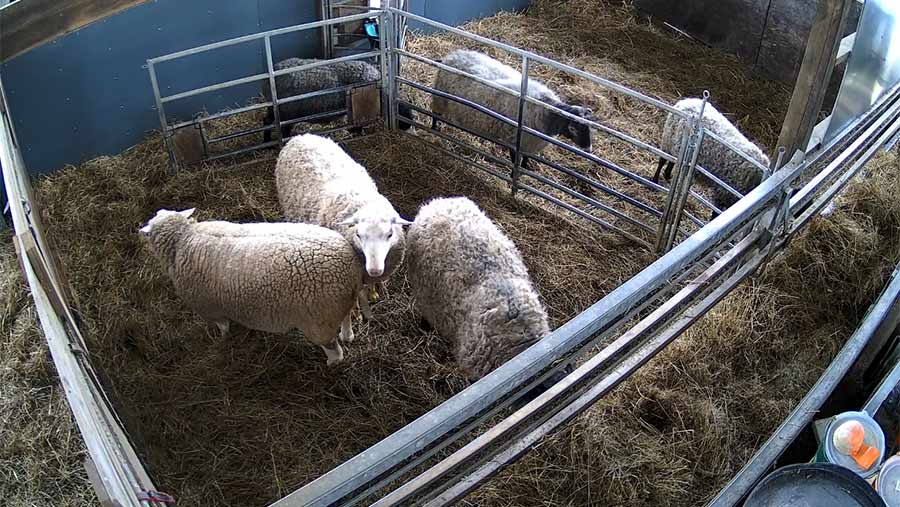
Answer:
xmin=1 ymin=0 xmax=320 ymax=175
xmin=826 ymin=0 xmax=900 ymax=141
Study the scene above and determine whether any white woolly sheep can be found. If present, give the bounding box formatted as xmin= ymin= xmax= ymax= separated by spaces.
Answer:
xmin=406 ymin=196 xmax=561 ymax=386
xmin=654 ymin=98 xmax=770 ymax=218
xmin=431 ymin=50 xmax=594 ymax=167
xmin=275 ymin=133 xmax=410 ymax=318
xmin=139 ymin=208 xmax=363 ymax=366
xmin=262 ymin=57 xmax=413 ymax=141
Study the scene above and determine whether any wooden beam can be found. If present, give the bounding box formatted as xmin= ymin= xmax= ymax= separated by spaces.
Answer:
xmin=777 ymin=0 xmax=853 ymax=158
xmin=0 ymin=0 xmax=152 ymax=62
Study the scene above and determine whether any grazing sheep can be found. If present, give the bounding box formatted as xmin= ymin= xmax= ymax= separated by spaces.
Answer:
xmin=431 ymin=50 xmax=593 ymax=168
xmin=262 ymin=57 xmax=413 ymax=141
xmin=654 ymin=98 xmax=770 ymax=218
xmin=139 ymin=208 xmax=363 ymax=366
xmin=275 ymin=134 xmax=410 ymax=318
xmin=406 ymin=197 xmax=569 ymax=397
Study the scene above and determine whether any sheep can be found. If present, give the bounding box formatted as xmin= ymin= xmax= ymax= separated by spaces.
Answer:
xmin=653 ymin=98 xmax=770 ymax=218
xmin=406 ymin=197 xmax=571 ymax=402
xmin=275 ymin=133 xmax=410 ymax=319
xmin=138 ymin=208 xmax=363 ymax=366
xmin=262 ymin=57 xmax=414 ymax=141
xmin=430 ymin=50 xmax=594 ymax=168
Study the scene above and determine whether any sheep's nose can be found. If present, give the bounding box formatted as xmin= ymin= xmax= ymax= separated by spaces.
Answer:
xmin=368 ymin=267 xmax=384 ymax=277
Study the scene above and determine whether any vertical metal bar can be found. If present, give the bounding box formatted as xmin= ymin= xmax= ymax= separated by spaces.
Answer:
xmin=656 ymin=91 xmax=709 ymax=253
xmin=654 ymin=117 xmax=693 ymax=252
xmin=511 ymin=55 xmax=530 ymax=195
xmin=147 ymin=61 xmax=178 ymax=171
xmin=264 ymin=35 xmax=284 ymax=146
xmin=384 ymin=5 xmax=398 ymax=130
xmin=378 ymin=10 xmax=390 ymax=130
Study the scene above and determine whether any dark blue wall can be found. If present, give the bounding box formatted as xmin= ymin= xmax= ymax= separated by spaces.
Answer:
xmin=2 ymin=0 xmax=530 ymax=175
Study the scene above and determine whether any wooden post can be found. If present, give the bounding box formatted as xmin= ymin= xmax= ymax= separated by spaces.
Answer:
xmin=776 ymin=0 xmax=853 ymax=159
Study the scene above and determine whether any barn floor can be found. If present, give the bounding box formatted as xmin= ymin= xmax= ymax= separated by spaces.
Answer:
xmin=10 ymin=1 xmax=898 ymax=506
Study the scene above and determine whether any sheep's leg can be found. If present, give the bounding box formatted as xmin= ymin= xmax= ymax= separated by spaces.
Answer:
xmin=321 ymin=339 xmax=344 ymax=366
xmin=431 ymin=115 xmax=440 ymax=130
xmin=348 ymin=126 xmax=363 ymax=136
xmin=652 ymin=156 xmax=666 ymax=183
xmin=664 ymin=161 xmax=675 ymax=181
xmin=340 ymin=314 xmax=355 ymax=343
xmin=215 ymin=320 xmax=231 ymax=337
xmin=357 ymin=289 xmax=373 ymax=320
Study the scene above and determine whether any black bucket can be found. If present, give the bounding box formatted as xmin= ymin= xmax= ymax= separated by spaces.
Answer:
xmin=744 ymin=463 xmax=886 ymax=507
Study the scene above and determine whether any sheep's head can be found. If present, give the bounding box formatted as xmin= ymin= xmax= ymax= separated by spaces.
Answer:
xmin=138 ymin=208 xmax=196 ymax=238
xmin=554 ymin=103 xmax=593 ymax=152
xmin=457 ymin=282 xmax=550 ymax=380
xmin=339 ymin=205 xmax=412 ymax=278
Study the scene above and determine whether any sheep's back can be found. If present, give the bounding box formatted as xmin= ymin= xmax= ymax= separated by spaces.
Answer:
xmin=407 ymin=198 xmax=530 ymax=337
xmin=275 ymin=134 xmax=381 ymax=226
xmin=172 ymin=222 xmax=361 ymax=333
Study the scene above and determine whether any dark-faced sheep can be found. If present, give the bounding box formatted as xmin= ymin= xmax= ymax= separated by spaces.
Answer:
xmin=431 ymin=50 xmax=594 ymax=168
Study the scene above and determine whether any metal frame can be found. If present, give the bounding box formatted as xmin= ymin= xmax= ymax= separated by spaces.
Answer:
xmin=0 ymin=75 xmax=166 ymax=506
xmin=5 ymin=3 xmax=900 ymax=507
xmin=147 ymin=11 xmax=388 ymax=171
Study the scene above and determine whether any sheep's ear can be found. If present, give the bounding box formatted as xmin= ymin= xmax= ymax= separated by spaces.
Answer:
xmin=179 ymin=208 xmax=196 ymax=218
xmin=338 ymin=215 xmax=359 ymax=226
xmin=392 ymin=216 xmax=413 ymax=226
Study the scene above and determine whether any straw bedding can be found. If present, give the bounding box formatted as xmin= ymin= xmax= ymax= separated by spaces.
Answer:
xmin=5 ymin=1 xmax=898 ymax=506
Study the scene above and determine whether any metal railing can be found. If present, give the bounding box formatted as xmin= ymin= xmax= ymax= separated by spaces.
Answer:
xmin=147 ymin=10 xmax=391 ymax=170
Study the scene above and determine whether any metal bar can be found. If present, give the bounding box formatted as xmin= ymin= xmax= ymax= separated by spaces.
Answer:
xmin=790 ymin=93 xmax=900 ymax=213
xmin=281 ymin=109 xmax=347 ymax=127
xmin=404 ymin=117 xmax=515 ymax=169
xmin=518 ymin=183 xmax=651 ymax=248
xmin=389 ymin=9 xmax=687 ymax=117
xmin=378 ymin=231 xmax=761 ymax=507
xmin=276 ymin=83 xmax=358 ymax=108
xmin=398 ymin=99 xmax=515 ymax=151
xmin=206 ymin=123 xmax=275 ymax=144
xmin=272 ymin=51 xmax=382 ymax=77
xmin=511 ymin=55 xmax=530 ymax=194
xmin=665 ymin=119 xmax=707 ymax=252
xmin=394 ymin=78 xmax=521 ymax=129
xmin=205 ymin=140 xmax=281 ymax=162
xmin=160 ymin=72 xmax=270 ymax=104
xmin=522 ymin=93 xmax=679 ymax=162
xmin=379 ymin=9 xmax=390 ymax=130
xmin=147 ymin=61 xmax=177 ymax=170
xmin=836 ymin=32 xmax=856 ymax=65
xmin=704 ymin=129 xmax=770 ymax=174
xmin=171 ymin=101 xmax=272 ymax=130
xmin=264 ymin=36 xmax=283 ymax=146
xmin=400 ymin=131 xmax=512 ymax=182
xmin=519 ymin=168 xmax=656 ymax=235
xmin=384 ymin=9 xmax=398 ymax=130
xmin=525 ymin=153 xmax=669 ymax=221
xmin=709 ymin=260 xmax=900 ymax=507
xmin=148 ymin=11 xmax=380 ymax=64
